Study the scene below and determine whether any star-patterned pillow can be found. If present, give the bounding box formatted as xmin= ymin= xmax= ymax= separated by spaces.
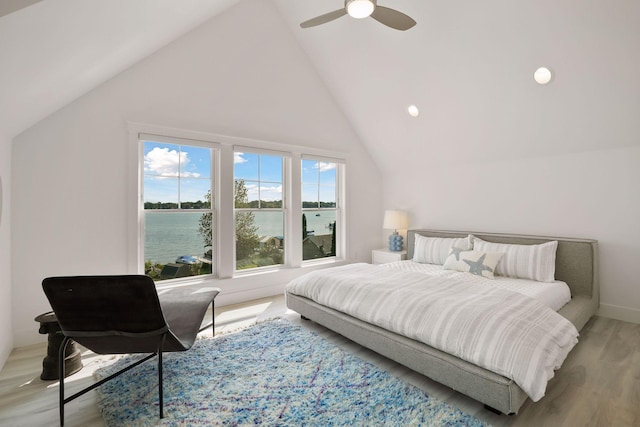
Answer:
xmin=442 ymin=247 xmax=504 ymax=279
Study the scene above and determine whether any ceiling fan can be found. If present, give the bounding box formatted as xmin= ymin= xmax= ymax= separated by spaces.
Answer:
xmin=0 ymin=0 xmax=43 ymax=18
xmin=300 ymin=0 xmax=416 ymax=31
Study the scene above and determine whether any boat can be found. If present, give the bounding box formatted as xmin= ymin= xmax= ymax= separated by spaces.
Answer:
xmin=175 ymin=255 xmax=198 ymax=264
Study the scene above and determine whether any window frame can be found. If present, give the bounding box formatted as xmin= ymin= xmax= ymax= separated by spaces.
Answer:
xmin=301 ymin=155 xmax=345 ymax=264
xmin=135 ymin=133 xmax=219 ymax=283
xmin=129 ymin=124 xmax=348 ymax=286
xmin=233 ymin=147 xmax=289 ymax=273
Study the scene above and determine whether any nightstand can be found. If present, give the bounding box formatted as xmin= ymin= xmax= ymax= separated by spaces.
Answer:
xmin=372 ymin=248 xmax=407 ymax=264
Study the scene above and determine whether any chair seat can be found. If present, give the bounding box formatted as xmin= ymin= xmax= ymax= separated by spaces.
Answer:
xmin=159 ymin=287 xmax=220 ymax=349
xmin=42 ymin=275 xmax=220 ymax=426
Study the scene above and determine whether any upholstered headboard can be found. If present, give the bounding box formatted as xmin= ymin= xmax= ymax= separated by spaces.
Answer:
xmin=407 ymin=230 xmax=599 ymax=302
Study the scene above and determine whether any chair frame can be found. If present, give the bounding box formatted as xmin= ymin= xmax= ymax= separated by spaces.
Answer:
xmin=57 ymin=319 xmax=214 ymax=425
xmin=42 ymin=275 xmax=218 ymax=426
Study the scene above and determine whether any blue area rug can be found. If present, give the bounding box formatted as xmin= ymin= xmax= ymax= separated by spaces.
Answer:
xmin=95 ymin=319 xmax=490 ymax=426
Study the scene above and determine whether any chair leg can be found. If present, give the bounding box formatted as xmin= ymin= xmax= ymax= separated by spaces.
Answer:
xmin=158 ymin=334 xmax=166 ymax=419
xmin=58 ymin=337 xmax=71 ymax=427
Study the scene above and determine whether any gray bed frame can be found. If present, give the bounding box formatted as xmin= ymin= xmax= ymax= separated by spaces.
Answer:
xmin=286 ymin=229 xmax=599 ymax=415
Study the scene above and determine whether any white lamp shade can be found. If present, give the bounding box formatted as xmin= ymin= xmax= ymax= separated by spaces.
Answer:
xmin=383 ymin=210 xmax=409 ymax=230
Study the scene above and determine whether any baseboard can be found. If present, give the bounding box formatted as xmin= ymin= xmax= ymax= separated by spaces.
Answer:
xmin=597 ymin=303 xmax=640 ymax=324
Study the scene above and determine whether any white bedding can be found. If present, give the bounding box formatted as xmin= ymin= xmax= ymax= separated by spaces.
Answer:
xmin=287 ymin=263 xmax=579 ymax=402
xmin=380 ymin=260 xmax=572 ymax=312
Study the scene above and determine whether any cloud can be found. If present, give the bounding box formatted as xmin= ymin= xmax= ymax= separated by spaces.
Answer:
xmin=244 ymin=182 xmax=259 ymax=196
xmin=260 ymin=185 xmax=283 ymax=199
xmin=242 ymin=184 xmax=283 ymax=201
xmin=315 ymin=162 xmax=336 ymax=172
xmin=144 ymin=147 xmax=200 ymax=178
xmin=261 ymin=185 xmax=282 ymax=192
xmin=234 ymin=152 xmax=248 ymax=164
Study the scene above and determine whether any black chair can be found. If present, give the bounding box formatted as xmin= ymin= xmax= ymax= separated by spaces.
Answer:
xmin=42 ymin=275 xmax=220 ymax=426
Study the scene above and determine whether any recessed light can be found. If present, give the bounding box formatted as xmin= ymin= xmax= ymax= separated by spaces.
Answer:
xmin=407 ymin=105 xmax=420 ymax=117
xmin=534 ymin=67 xmax=553 ymax=85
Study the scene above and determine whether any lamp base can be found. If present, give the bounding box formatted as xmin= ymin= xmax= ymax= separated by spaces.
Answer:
xmin=388 ymin=231 xmax=404 ymax=252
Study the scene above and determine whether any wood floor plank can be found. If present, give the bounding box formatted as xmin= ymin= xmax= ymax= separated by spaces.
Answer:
xmin=1 ymin=295 xmax=638 ymax=427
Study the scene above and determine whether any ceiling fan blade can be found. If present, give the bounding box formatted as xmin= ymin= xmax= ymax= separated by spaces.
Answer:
xmin=370 ymin=6 xmax=416 ymax=31
xmin=300 ymin=9 xmax=348 ymax=28
xmin=0 ymin=0 xmax=43 ymax=18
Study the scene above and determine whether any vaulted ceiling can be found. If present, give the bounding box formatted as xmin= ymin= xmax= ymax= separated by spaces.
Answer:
xmin=0 ymin=0 xmax=241 ymax=140
xmin=2 ymin=0 xmax=638 ymax=175
xmin=2 ymin=0 xmax=640 ymax=329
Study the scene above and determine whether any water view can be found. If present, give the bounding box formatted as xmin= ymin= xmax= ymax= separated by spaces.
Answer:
xmin=142 ymin=141 xmax=339 ymax=278
xmin=144 ymin=210 xmax=336 ymax=265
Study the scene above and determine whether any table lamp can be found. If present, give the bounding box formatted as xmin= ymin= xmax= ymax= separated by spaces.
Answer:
xmin=383 ymin=210 xmax=409 ymax=251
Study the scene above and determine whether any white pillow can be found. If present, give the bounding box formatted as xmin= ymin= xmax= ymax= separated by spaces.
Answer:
xmin=442 ymin=247 xmax=504 ymax=279
xmin=413 ymin=234 xmax=473 ymax=265
xmin=472 ymin=236 xmax=558 ymax=283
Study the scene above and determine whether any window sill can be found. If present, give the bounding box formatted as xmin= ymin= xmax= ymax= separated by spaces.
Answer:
xmin=301 ymin=257 xmax=344 ymax=268
xmin=154 ymin=274 xmax=213 ymax=289
xmin=152 ymin=258 xmax=349 ymax=291
xmin=233 ymin=265 xmax=285 ymax=278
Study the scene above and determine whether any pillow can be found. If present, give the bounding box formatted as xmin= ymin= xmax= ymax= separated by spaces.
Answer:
xmin=472 ymin=236 xmax=558 ymax=283
xmin=442 ymin=247 xmax=504 ymax=279
xmin=412 ymin=234 xmax=473 ymax=265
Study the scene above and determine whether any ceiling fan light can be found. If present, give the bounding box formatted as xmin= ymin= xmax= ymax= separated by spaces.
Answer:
xmin=346 ymin=0 xmax=375 ymax=19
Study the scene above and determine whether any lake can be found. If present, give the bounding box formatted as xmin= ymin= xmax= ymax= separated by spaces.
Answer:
xmin=145 ymin=210 xmax=336 ymax=264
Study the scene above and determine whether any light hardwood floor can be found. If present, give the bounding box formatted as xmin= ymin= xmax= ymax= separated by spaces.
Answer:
xmin=0 ymin=295 xmax=638 ymax=427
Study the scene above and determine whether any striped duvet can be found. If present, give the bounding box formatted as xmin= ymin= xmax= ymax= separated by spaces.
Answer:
xmin=286 ymin=263 xmax=579 ymax=401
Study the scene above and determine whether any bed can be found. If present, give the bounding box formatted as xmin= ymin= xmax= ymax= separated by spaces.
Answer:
xmin=285 ymin=230 xmax=599 ymax=415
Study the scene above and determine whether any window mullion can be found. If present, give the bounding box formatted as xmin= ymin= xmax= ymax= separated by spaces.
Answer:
xmin=289 ymin=154 xmax=302 ymax=267
xmin=177 ymin=146 xmax=181 ymax=209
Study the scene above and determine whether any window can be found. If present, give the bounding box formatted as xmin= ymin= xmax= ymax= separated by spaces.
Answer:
xmin=134 ymin=127 xmax=347 ymax=283
xmin=141 ymin=138 xmax=215 ymax=281
xmin=234 ymin=151 xmax=285 ymax=271
xmin=302 ymin=158 xmax=340 ymax=261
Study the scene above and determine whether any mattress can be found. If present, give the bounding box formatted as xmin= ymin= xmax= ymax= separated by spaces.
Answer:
xmin=286 ymin=262 xmax=578 ymax=401
xmin=380 ymin=260 xmax=572 ymax=312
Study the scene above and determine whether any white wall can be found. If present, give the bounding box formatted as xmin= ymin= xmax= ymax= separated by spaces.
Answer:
xmin=0 ymin=133 xmax=13 ymax=368
xmin=277 ymin=0 xmax=640 ymax=324
xmin=378 ymin=2 xmax=640 ymax=323
xmin=385 ymin=146 xmax=640 ymax=323
xmin=11 ymin=0 xmax=382 ymax=347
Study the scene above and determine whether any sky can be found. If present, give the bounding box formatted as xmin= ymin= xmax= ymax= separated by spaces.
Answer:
xmin=143 ymin=141 xmax=211 ymax=204
xmin=143 ymin=141 xmax=336 ymax=205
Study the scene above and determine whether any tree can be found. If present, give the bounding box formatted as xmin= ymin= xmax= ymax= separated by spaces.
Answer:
xmin=197 ymin=190 xmax=213 ymax=250
xmin=234 ymin=179 xmax=260 ymax=260
xmin=329 ymin=221 xmax=336 ymax=256
xmin=302 ymin=213 xmax=308 ymax=239
xmin=198 ymin=179 xmax=260 ymax=261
